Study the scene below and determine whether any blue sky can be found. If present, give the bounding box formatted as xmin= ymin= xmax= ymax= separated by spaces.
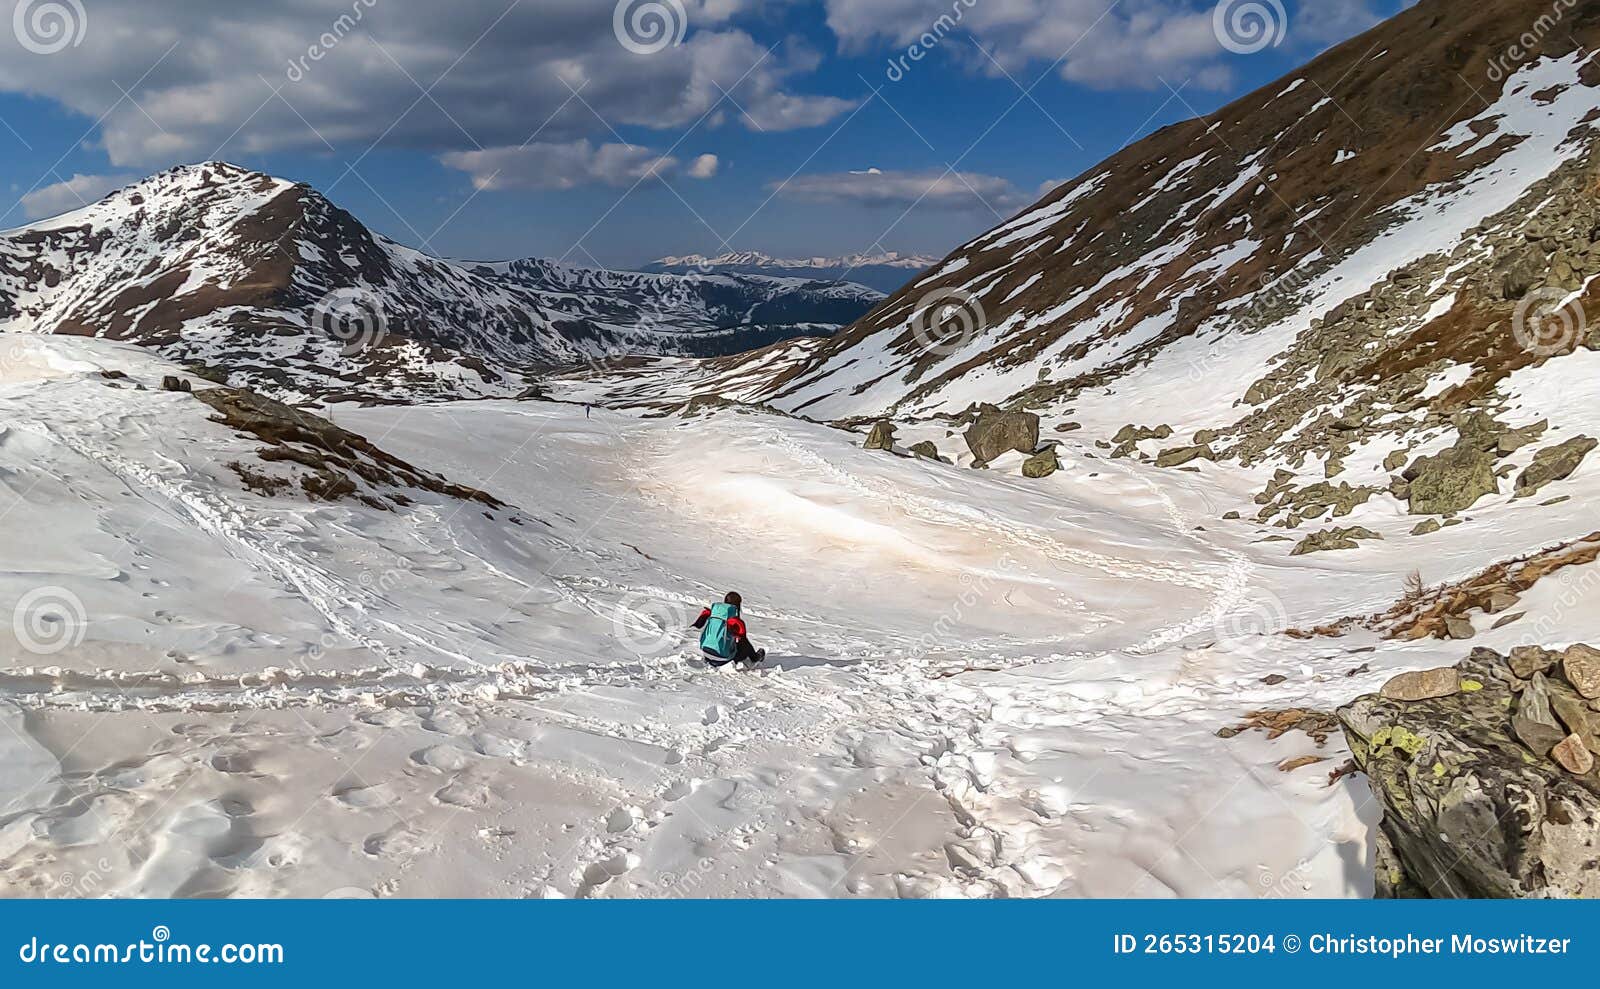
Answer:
xmin=0 ymin=0 xmax=1409 ymax=268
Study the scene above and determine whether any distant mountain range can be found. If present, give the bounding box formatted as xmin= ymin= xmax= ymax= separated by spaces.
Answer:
xmin=0 ymin=164 xmax=884 ymax=402
xmin=643 ymin=251 xmax=938 ymax=294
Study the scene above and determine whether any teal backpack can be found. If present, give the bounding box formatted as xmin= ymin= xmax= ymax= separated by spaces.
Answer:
xmin=699 ymin=602 xmax=739 ymax=660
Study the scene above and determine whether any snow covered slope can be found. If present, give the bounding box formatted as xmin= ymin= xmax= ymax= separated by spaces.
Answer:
xmin=644 ymin=251 xmax=937 ymax=295
xmin=0 ymin=163 xmax=882 ymax=403
xmin=9 ymin=329 xmax=1600 ymax=898
xmin=722 ymin=0 xmax=1600 ymax=450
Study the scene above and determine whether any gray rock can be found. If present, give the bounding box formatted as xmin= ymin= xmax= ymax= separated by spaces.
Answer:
xmin=1513 ymin=673 xmax=1568 ymax=756
xmin=160 ymin=375 xmax=191 ymax=393
xmin=1340 ymin=664 xmax=1600 ymax=897
xmin=1483 ymin=589 xmax=1520 ymax=614
xmin=1410 ymin=519 xmax=1441 ymax=536
xmin=1290 ymin=526 xmax=1382 ymax=556
xmin=964 ymin=406 xmax=1041 ymax=463
xmin=1379 ymin=668 xmax=1461 ymax=701
xmin=1494 ymin=242 xmax=1547 ymax=300
xmin=1495 ymin=420 xmax=1548 ymax=457
xmin=1407 ymin=446 xmax=1497 ymax=515
xmin=1516 ymin=436 xmax=1597 ymax=498
xmin=909 ymin=440 xmax=941 ymax=461
xmin=1562 ymin=644 xmax=1600 ymax=700
xmin=1154 ymin=444 xmax=1215 ymax=468
xmin=1112 ymin=423 xmax=1172 ymax=444
xmin=1509 ymin=645 xmax=1559 ymax=679
xmin=1443 ymin=616 xmax=1477 ymax=640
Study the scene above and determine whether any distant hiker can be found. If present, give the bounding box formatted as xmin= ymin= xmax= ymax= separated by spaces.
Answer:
xmin=585 ymin=404 xmax=591 ymax=419
xmin=693 ymin=591 xmax=766 ymax=668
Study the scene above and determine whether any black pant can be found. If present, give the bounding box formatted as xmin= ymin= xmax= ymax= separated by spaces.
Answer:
xmin=706 ymin=637 xmax=759 ymax=666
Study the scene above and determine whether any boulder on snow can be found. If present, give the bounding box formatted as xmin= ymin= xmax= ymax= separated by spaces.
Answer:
xmin=160 ymin=375 xmax=191 ymax=393
xmin=1154 ymin=444 xmax=1214 ymax=468
xmin=1289 ymin=526 xmax=1382 ymax=556
xmin=1515 ymin=436 xmax=1597 ymax=498
xmin=1112 ymin=423 xmax=1172 ymax=444
xmin=909 ymin=440 xmax=941 ymax=461
xmin=1022 ymin=447 xmax=1060 ymax=478
xmin=964 ymin=406 xmax=1040 ymax=463
xmin=1405 ymin=445 xmax=1497 ymax=515
xmin=1338 ymin=647 xmax=1600 ymax=897
xmin=864 ymin=420 xmax=897 ymax=451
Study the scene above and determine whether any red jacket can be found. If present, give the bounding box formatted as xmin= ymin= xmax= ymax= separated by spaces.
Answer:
xmin=695 ymin=608 xmax=746 ymax=640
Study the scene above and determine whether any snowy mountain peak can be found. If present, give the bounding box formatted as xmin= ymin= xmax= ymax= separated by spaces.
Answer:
xmin=0 ymin=163 xmax=882 ymax=402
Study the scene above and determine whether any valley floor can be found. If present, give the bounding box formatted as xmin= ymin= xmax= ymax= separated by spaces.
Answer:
xmin=3 ymin=335 xmax=1596 ymax=898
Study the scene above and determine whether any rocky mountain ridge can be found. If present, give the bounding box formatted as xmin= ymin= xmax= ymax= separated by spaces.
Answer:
xmin=0 ymin=163 xmax=881 ymax=402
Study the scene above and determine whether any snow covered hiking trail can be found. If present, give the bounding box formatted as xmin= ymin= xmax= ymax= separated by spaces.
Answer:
xmin=10 ymin=334 xmax=1599 ymax=899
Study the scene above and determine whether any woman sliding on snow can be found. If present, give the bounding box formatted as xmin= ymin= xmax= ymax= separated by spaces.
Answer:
xmin=693 ymin=591 xmax=766 ymax=668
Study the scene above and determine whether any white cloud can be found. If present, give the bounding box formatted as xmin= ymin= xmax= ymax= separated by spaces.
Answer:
xmin=827 ymin=0 xmax=1402 ymax=91
xmin=770 ymin=168 xmax=1029 ymax=211
xmin=440 ymin=141 xmax=679 ymax=191
xmin=20 ymin=173 xmax=135 ymax=219
xmin=687 ymin=153 xmax=720 ymax=179
xmin=0 ymin=1 xmax=853 ymax=168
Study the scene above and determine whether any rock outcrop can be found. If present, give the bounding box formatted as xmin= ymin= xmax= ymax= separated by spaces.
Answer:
xmin=864 ymin=420 xmax=896 ymax=451
xmin=1338 ymin=646 xmax=1600 ymax=898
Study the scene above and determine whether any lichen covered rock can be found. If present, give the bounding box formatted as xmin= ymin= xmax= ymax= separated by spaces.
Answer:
xmin=964 ymin=405 xmax=1040 ymax=463
xmin=1338 ymin=647 xmax=1600 ymax=898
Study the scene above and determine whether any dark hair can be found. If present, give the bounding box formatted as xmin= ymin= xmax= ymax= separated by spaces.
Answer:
xmin=724 ymin=591 xmax=742 ymax=607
